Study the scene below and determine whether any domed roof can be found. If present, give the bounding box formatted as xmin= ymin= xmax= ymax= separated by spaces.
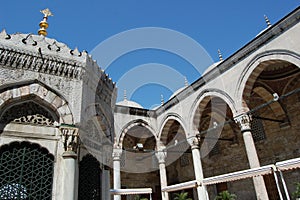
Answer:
xmin=116 ymin=99 xmax=143 ymax=109
xmin=202 ymin=61 xmax=223 ymax=76
xmin=116 ymin=90 xmax=143 ymax=108
xmin=169 ymin=86 xmax=187 ymax=100
xmin=169 ymin=77 xmax=189 ymax=100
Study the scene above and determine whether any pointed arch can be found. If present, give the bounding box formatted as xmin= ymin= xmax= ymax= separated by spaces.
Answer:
xmin=235 ymin=50 xmax=300 ymax=111
xmin=117 ymin=119 xmax=157 ymax=148
xmin=189 ymin=89 xmax=236 ymax=135
xmin=158 ymin=113 xmax=188 ymax=145
xmin=0 ymin=81 xmax=73 ymax=124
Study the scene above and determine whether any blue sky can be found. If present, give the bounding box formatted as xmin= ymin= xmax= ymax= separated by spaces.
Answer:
xmin=0 ymin=1 xmax=299 ymax=109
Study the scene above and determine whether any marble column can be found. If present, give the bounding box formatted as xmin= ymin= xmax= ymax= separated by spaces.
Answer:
xmin=235 ymin=114 xmax=269 ymax=200
xmin=112 ymin=147 xmax=122 ymax=200
xmin=59 ymin=125 xmax=79 ymax=200
xmin=188 ymin=136 xmax=208 ymax=200
xmin=156 ymin=146 xmax=169 ymax=200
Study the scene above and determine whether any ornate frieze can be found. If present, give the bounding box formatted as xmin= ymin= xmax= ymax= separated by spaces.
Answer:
xmin=0 ymin=48 xmax=83 ymax=79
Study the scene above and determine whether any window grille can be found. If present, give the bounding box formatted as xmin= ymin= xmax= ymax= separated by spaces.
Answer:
xmin=251 ymin=117 xmax=266 ymax=142
xmin=0 ymin=101 xmax=57 ymax=126
xmin=78 ymin=154 xmax=101 ymax=200
xmin=0 ymin=141 xmax=54 ymax=200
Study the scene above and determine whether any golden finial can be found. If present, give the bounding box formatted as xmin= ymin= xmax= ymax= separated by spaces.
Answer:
xmin=218 ymin=49 xmax=223 ymax=61
xmin=38 ymin=8 xmax=53 ymax=36
xmin=264 ymin=15 xmax=272 ymax=27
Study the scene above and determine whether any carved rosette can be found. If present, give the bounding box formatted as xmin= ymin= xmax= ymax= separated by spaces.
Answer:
xmin=234 ymin=113 xmax=252 ymax=132
xmin=59 ymin=124 xmax=79 ymax=153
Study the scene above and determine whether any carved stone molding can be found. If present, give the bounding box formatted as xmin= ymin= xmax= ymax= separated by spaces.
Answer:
xmin=59 ymin=124 xmax=79 ymax=153
xmin=234 ymin=113 xmax=252 ymax=132
xmin=0 ymin=48 xmax=84 ymax=80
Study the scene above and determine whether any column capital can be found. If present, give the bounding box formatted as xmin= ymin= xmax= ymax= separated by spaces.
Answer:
xmin=234 ymin=113 xmax=252 ymax=132
xmin=156 ymin=150 xmax=167 ymax=164
xmin=187 ymin=136 xmax=200 ymax=149
xmin=112 ymin=148 xmax=123 ymax=161
xmin=59 ymin=124 xmax=79 ymax=153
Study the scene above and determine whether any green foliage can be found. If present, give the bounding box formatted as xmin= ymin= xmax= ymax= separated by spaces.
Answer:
xmin=292 ymin=182 xmax=300 ymax=199
xmin=133 ymin=195 xmax=148 ymax=200
xmin=214 ymin=190 xmax=237 ymax=200
xmin=174 ymin=191 xmax=192 ymax=200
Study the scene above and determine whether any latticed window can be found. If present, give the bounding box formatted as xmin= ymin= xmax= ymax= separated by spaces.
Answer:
xmin=251 ymin=117 xmax=266 ymax=142
xmin=0 ymin=101 xmax=58 ymax=126
xmin=0 ymin=141 xmax=54 ymax=200
xmin=78 ymin=154 xmax=101 ymax=200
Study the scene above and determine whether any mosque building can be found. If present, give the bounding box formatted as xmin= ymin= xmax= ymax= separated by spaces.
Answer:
xmin=0 ymin=6 xmax=300 ymax=200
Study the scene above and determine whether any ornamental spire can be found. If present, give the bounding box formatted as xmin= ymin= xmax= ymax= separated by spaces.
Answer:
xmin=264 ymin=15 xmax=272 ymax=27
xmin=124 ymin=89 xmax=127 ymax=101
xmin=218 ymin=49 xmax=223 ymax=61
xmin=38 ymin=8 xmax=53 ymax=36
xmin=161 ymin=94 xmax=164 ymax=105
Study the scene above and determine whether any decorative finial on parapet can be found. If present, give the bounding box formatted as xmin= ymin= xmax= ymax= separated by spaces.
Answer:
xmin=264 ymin=15 xmax=272 ymax=27
xmin=38 ymin=8 xmax=53 ymax=36
xmin=184 ymin=76 xmax=189 ymax=87
xmin=218 ymin=49 xmax=223 ymax=61
xmin=124 ymin=90 xmax=127 ymax=101
xmin=161 ymin=94 xmax=164 ymax=105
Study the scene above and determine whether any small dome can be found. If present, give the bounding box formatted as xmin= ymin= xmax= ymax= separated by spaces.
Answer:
xmin=169 ymin=86 xmax=187 ymax=100
xmin=202 ymin=61 xmax=223 ymax=76
xmin=116 ymin=99 xmax=143 ymax=109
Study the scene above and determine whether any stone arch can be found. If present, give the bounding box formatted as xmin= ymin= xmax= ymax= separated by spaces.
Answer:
xmin=158 ymin=113 xmax=188 ymax=145
xmin=117 ymin=119 xmax=157 ymax=148
xmin=283 ymin=75 xmax=300 ymax=95
xmin=0 ymin=81 xmax=73 ymax=124
xmin=189 ymin=89 xmax=236 ymax=135
xmin=236 ymin=50 xmax=300 ymax=111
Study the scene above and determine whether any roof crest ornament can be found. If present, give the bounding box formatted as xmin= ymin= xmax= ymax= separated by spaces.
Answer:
xmin=38 ymin=8 xmax=53 ymax=36
xmin=264 ymin=15 xmax=272 ymax=27
xmin=218 ymin=49 xmax=223 ymax=61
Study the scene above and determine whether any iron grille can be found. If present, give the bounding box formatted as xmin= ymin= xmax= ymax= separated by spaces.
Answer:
xmin=0 ymin=141 xmax=54 ymax=200
xmin=78 ymin=154 xmax=101 ymax=200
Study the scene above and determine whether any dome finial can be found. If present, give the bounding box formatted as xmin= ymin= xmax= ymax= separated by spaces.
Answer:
xmin=184 ymin=76 xmax=189 ymax=87
xmin=124 ymin=90 xmax=127 ymax=101
xmin=264 ymin=15 xmax=272 ymax=27
xmin=161 ymin=94 xmax=164 ymax=105
xmin=218 ymin=49 xmax=223 ymax=61
xmin=38 ymin=8 xmax=53 ymax=36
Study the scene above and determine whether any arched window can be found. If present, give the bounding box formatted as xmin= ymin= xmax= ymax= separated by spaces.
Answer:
xmin=78 ymin=154 xmax=101 ymax=200
xmin=0 ymin=141 xmax=54 ymax=199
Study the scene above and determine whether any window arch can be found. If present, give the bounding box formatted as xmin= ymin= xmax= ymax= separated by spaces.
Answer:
xmin=0 ymin=141 xmax=54 ymax=199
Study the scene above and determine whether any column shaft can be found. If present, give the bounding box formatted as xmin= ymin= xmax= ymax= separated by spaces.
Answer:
xmin=235 ymin=114 xmax=269 ymax=200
